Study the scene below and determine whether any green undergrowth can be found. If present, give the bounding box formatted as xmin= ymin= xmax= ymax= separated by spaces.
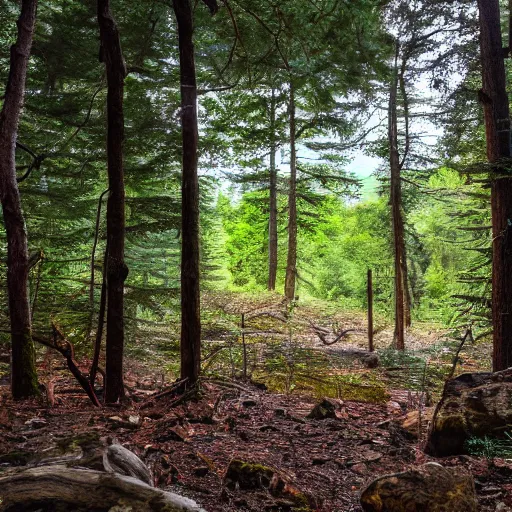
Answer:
xmin=113 ymin=292 xmax=492 ymax=406
xmin=252 ymin=367 xmax=389 ymax=403
xmin=379 ymin=348 xmax=452 ymax=397
xmin=465 ymin=432 xmax=512 ymax=460
xmin=0 ymin=362 xmax=9 ymax=381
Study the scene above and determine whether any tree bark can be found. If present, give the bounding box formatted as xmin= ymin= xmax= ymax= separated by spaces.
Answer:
xmin=367 ymin=269 xmax=374 ymax=352
xmin=389 ymin=51 xmax=406 ymax=350
xmin=268 ymin=87 xmax=278 ymax=291
xmin=0 ymin=0 xmax=39 ymax=399
xmin=477 ymin=0 xmax=512 ymax=371
xmin=173 ymin=0 xmax=201 ymax=384
xmin=284 ymin=82 xmax=297 ymax=301
xmin=98 ymin=0 xmax=128 ymax=403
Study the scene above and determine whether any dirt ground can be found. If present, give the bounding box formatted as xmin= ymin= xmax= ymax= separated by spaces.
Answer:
xmin=1 ymin=365 xmax=511 ymax=512
xmin=0 ymin=296 xmax=508 ymax=511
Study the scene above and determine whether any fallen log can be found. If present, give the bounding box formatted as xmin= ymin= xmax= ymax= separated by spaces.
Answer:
xmin=103 ymin=437 xmax=152 ymax=486
xmin=0 ymin=465 xmax=206 ymax=512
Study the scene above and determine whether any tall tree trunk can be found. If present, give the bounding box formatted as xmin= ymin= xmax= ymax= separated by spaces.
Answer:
xmin=284 ymin=83 xmax=297 ymax=301
xmin=397 ymin=53 xmax=412 ymax=330
xmin=389 ymin=54 xmax=406 ymax=350
xmin=98 ymin=0 xmax=128 ymax=403
xmin=477 ymin=0 xmax=512 ymax=371
xmin=173 ymin=0 xmax=201 ymax=384
xmin=268 ymin=87 xmax=278 ymax=291
xmin=0 ymin=0 xmax=39 ymax=399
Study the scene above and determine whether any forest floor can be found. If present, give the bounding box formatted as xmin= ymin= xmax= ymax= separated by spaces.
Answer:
xmin=0 ymin=294 xmax=510 ymax=511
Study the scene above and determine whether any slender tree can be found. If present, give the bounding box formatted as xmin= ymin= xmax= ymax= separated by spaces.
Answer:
xmin=0 ymin=0 xmax=39 ymax=399
xmin=382 ymin=0 xmax=474 ymax=347
xmin=284 ymin=82 xmax=298 ymax=300
xmin=388 ymin=46 xmax=406 ymax=350
xmin=397 ymin=56 xmax=413 ymax=330
xmin=477 ymin=0 xmax=512 ymax=371
xmin=172 ymin=0 xmax=217 ymax=385
xmin=98 ymin=0 xmax=128 ymax=403
xmin=202 ymin=84 xmax=287 ymax=290
xmin=268 ymin=87 xmax=278 ymax=291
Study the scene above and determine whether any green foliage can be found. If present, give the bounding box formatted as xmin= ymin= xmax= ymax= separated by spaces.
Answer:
xmin=0 ymin=0 xmax=494 ymax=379
xmin=214 ymin=158 xmax=492 ymax=334
xmin=310 ymin=197 xmax=392 ymax=308
xmin=0 ymin=0 xmax=219 ymax=349
xmin=465 ymin=432 xmax=512 ymax=460
xmin=217 ymin=190 xmax=275 ymax=289
xmin=410 ymin=168 xmax=491 ymax=328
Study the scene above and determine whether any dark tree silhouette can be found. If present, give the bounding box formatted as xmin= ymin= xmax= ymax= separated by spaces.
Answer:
xmin=98 ymin=0 xmax=128 ymax=402
xmin=0 ymin=0 xmax=40 ymax=399
xmin=477 ymin=0 xmax=512 ymax=371
xmin=389 ymin=47 xmax=406 ymax=350
xmin=172 ymin=0 xmax=218 ymax=384
xmin=268 ymin=88 xmax=278 ymax=291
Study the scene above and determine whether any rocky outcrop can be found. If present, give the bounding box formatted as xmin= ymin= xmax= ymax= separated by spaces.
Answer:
xmin=225 ymin=459 xmax=275 ymax=490
xmin=360 ymin=462 xmax=477 ymax=512
xmin=361 ymin=353 xmax=379 ymax=369
xmin=425 ymin=368 xmax=512 ymax=456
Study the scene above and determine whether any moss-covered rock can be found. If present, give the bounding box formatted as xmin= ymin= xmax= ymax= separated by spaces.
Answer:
xmin=225 ymin=459 xmax=274 ymax=490
xmin=306 ymin=398 xmax=337 ymax=420
xmin=360 ymin=463 xmax=477 ymax=512
xmin=224 ymin=459 xmax=310 ymax=511
xmin=425 ymin=368 xmax=512 ymax=456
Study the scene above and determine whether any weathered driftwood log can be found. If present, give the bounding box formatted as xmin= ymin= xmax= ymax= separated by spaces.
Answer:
xmin=103 ymin=439 xmax=153 ymax=486
xmin=0 ymin=465 xmax=206 ymax=512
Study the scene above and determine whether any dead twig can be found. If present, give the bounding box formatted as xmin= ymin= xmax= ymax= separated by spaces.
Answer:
xmin=140 ymin=378 xmax=189 ymax=410
xmin=309 ymin=321 xmax=356 ymax=346
xmin=245 ymin=311 xmax=288 ymax=323
xmin=448 ymin=327 xmax=473 ymax=380
xmin=203 ymin=377 xmax=253 ymax=393
xmin=165 ymin=386 xmax=197 ymax=409
xmin=33 ymin=324 xmax=100 ymax=407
